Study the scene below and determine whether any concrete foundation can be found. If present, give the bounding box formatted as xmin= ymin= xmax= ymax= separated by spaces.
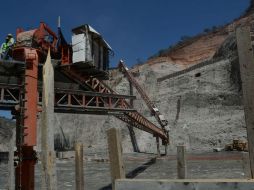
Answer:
xmin=115 ymin=179 xmax=254 ymax=190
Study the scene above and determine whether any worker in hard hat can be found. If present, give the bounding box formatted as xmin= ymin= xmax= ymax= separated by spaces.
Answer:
xmin=6 ymin=34 xmax=15 ymax=47
xmin=0 ymin=37 xmax=10 ymax=59
xmin=0 ymin=34 xmax=15 ymax=59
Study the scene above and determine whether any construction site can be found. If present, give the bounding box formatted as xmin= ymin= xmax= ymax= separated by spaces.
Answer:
xmin=1 ymin=1 xmax=254 ymax=190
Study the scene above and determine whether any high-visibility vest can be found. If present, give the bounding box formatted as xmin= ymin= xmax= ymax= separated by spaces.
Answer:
xmin=0 ymin=43 xmax=8 ymax=54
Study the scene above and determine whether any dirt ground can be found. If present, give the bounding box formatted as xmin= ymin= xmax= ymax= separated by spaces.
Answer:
xmin=0 ymin=152 xmax=251 ymax=190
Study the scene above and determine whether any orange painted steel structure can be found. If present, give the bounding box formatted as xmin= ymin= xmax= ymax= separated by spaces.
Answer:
xmin=13 ymin=48 xmax=39 ymax=190
xmin=0 ymin=22 xmax=169 ymax=189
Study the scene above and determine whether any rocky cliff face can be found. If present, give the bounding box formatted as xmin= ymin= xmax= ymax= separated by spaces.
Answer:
xmin=147 ymin=31 xmax=228 ymax=66
xmin=48 ymin=33 xmax=247 ymax=154
xmin=0 ymin=40 xmax=246 ymax=154
xmin=104 ymin=34 xmax=246 ymax=153
xmin=52 ymin=8 xmax=254 ymax=154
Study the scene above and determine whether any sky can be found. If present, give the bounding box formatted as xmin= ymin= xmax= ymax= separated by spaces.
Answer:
xmin=0 ymin=0 xmax=250 ymax=118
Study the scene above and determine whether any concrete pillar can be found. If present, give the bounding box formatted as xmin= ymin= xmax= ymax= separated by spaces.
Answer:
xmin=236 ymin=26 xmax=254 ymax=178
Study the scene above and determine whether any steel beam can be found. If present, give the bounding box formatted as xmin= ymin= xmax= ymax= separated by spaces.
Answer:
xmin=55 ymin=88 xmax=136 ymax=99
xmin=0 ymin=84 xmax=136 ymax=114
xmin=54 ymin=106 xmax=136 ymax=114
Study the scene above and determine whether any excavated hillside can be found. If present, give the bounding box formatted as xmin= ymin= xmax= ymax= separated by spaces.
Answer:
xmin=50 ymin=32 xmax=249 ymax=154
xmin=143 ymin=1 xmax=254 ymax=67
xmin=49 ymin=31 xmax=246 ymax=154
xmin=50 ymin=2 xmax=253 ymax=154
xmin=1 ymin=2 xmax=254 ymax=154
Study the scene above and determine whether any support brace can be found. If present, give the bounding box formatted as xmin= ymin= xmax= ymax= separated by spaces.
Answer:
xmin=15 ymin=48 xmax=38 ymax=190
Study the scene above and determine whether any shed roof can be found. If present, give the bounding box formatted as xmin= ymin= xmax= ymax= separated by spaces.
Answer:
xmin=72 ymin=24 xmax=112 ymax=50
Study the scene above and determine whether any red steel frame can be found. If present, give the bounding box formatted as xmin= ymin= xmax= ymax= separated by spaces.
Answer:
xmin=12 ymin=23 xmax=57 ymax=189
xmin=13 ymin=48 xmax=39 ymax=190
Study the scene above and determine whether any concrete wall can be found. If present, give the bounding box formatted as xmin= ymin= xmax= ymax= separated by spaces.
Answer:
xmin=115 ymin=179 xmax=254 ymax=190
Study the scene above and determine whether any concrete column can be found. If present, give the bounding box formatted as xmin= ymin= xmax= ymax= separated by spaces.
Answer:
xmin=115 ymin=179 xmax=254 ymax=190
xmin=236 ymin=26 xmax=254 ymax=178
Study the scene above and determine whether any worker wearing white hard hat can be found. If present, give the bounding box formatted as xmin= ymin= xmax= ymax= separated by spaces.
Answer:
xmin=0 ymin=37 xmax=10 ymax=59
xmin=0 ymin=34 xmax=15 ymax=59
xmin=6 ymin=33 xmax=14 ymax=47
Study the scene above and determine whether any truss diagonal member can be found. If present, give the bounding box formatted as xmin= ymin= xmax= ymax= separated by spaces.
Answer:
xmin=118 ymin=61 xmax=168 ymax=128
xmin=6 ymin=89 xmax=19 ymax=101
xmin=56 ymin=94 xmax=67 ymax=104
xmin=71 ymin=94 xmax=82 ymax=106
xmin=60 ymin=67 xmax=169 ymax=144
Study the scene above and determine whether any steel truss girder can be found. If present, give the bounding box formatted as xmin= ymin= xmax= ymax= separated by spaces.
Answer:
xmin=61 ymin=67 xmax=169 ymax=143
xmin=0 ymin=84 xmax=20 ymax=104
xmin=0 ymin=84 xmax=136 ymax=114
xmin=52 ymin=88 xmax=136 ymax=114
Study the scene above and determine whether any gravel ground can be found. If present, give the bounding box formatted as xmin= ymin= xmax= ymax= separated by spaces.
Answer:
xmin=0 ymin=152 xmax=250 ymax=190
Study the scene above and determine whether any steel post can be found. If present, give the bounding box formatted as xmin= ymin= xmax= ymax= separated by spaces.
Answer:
xmin=14 ymin=48 xmax=38 ymax=190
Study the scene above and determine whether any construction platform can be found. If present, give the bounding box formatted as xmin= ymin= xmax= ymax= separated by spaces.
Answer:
xmin=0 ymin=59 xmax=135 ymax=115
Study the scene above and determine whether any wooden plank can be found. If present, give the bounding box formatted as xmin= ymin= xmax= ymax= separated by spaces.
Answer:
xmin=177 ymin=145 xmax=187 ymax=179
xmin=75 ymin=143 xmax=84 ymax=190
xmin=41 ymin=50 xmax=57 ymax=189
xmin=107 ymin=128 xmax=125 ymax=190
xmin=236 ymin=26 xmax=254 ymax=178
